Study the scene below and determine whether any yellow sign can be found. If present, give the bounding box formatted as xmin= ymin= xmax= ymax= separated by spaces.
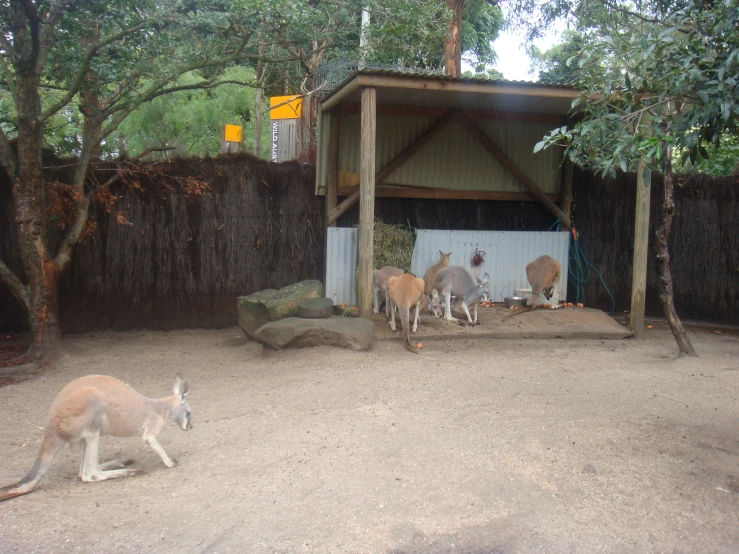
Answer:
xmin=223 ymin=124 xmax=243 ymax=142
xmin=270 ymin=96 xmax=302 ymax=120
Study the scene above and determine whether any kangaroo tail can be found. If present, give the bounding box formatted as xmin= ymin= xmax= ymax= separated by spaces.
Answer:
xmin=400 ymin=307 xmax=419 ymax=354
xmin=0 ymin=430 xmax=65 ymax=502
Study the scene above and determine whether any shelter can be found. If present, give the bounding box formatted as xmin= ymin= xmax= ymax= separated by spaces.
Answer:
xmin=314 ymin=69 xmax=649 ymax=335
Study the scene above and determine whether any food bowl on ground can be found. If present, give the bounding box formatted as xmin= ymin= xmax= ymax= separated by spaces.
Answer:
xmin=504 ymin=296 xmax=528 ymax=308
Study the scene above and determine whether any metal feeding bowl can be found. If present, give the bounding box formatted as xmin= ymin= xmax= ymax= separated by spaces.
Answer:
xmin=504 ymin=296 xmax=528 ymax=308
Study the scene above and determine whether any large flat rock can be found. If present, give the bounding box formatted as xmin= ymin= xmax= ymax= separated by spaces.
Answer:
xmin=237 ymin=280 xmax=324 ymax=339
xmin=256 ymin=316 xmax=374 ymax=351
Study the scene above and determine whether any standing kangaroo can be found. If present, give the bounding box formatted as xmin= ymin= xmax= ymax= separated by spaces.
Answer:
xmin=423 ymin=251 xmax=452 ymax=295
xmin=372 ymin=266 xmax=404 ymax=316
xmin=0 ymin=373 xmax=192 ymax=502
xmin=387 ymin=274 xmax=441 ymax=354
xmin=432 ymin=266 xmax=491 ymax=325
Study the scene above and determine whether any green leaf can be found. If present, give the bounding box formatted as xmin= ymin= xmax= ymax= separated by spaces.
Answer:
xmin=533 ymin=140 xmax=547 ymax=153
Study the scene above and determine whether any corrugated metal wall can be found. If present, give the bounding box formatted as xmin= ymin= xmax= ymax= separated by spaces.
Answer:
xmin=325 ymin=227 xmax=358 ymax=305
xmin=325 ymin=228 xmax=569 ymax=305
xmin=410 ymin=230 xmax=569 ymax=302
xmin=335 ymin=113 xmax=562 ymax=193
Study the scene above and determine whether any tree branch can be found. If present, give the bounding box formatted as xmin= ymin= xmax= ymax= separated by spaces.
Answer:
xmin=0 ymin=258 xmax=30 ymax=311
xmin=40 ymin=20 xmax=150 ymax=122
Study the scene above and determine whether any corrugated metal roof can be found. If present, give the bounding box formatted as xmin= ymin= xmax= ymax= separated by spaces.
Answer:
xmin=320 ymin=69 xmax=580 ymax=116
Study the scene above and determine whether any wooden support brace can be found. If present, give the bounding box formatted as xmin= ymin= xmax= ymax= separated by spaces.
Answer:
xmin=456 ymin=113 xmax=572 ymax=229
xmin=326 ymin=109 xmax=458 ymax=225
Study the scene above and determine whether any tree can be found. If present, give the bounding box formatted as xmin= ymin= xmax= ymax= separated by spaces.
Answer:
xmin=531 ymin=0 xmax=739 ymax=356
xmin=0 ymin=0 xmax=275 ymax=360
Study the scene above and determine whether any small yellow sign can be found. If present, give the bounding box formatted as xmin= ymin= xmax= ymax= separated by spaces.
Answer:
xmin=223 ymin=124 xmax=243 ymax=142
xmin=270 ymin=96 xmax=302 ymax=120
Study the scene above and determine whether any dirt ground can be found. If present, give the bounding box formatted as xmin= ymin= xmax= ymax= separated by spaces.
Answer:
xmin=0 ymin=324 xmax=737 ymax=554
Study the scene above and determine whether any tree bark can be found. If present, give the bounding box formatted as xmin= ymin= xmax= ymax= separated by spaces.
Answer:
xmin=655 ymin=156 xmax=697 ymax=356
xmin=444 ymin=0 xmax=464 ymax=77
xmin=11 ymin=75 xmax=64 ymax=360
xmin=254 ymin=31 xmax=265 ymax=158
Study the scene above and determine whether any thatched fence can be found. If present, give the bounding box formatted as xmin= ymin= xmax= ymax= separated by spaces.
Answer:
xmin=1 ymin=154 xmax=737 ymax=332
xmin=0 ymin=155 xmax=323 ymax=332
xmin=571 ymin=168 xmax=738 ymax=324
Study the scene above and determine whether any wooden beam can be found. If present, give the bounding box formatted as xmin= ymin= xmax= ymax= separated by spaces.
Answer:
xmin=355 ymin=73 xmax=580 ymax=99
xmin=338 ymin=186 xmax=559 ymax=202
xmin=320 ymin=76 xmax=359 ymax=112
xmin=560 ymin=158 xmax=573 ymax=223
xmin=325 ymin=113 xmax=340 ymax=227
xmin=340 ymin=103 xmax=565 ymax=124
xmin=326 ymin=109 xmax=457 ymax=225
xmin=357 ymin=87 xmax=376 ymax=319
xmin=456 ymin=113 xmax=571 ymax=229
xmin=630 ymin=161 xmax=651 ymax=338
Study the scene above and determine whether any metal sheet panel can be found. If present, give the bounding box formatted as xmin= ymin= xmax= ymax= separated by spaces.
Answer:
xmin=337 ymin=113 xmax=561 ymax=193
xmin=410 ymin=230 xmax=570 ymax=302
xmin=325 ymin=227 xmax=358 ymax=305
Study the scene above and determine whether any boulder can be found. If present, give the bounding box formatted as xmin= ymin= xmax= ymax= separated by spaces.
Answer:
xmin=299 ymin=297 xmax=334 ymax=319
xmin=237 ymin=280 xmax=324 ymax=339
xmin=255 ymin=316 xmax=374 ymax=351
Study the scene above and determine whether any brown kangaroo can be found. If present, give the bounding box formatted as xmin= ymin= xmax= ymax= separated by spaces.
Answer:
xmin=423 ymin=250 xmax=452 ymax=295
xmin=0 ymin=373 xmax=192 ymax=502
xmin=388 ymin=274 xmax=441 ymax=354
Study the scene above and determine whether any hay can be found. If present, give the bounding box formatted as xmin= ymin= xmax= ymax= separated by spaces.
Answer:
xmin=371 ymin=220 xmax=414 ymax=273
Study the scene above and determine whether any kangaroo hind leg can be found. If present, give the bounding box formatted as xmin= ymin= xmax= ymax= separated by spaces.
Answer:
xmin=79 ymin=431 xmax=138 ymax=482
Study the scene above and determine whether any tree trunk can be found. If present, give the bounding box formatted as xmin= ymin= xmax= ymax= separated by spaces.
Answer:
xmin=10 ymin=76 xmax=64 ymax=361
xmin=655 ymin=159 xmax=697 ymax=356
xmin=444 ymin=0 xmax=464 ymax=77
xmin=254 ymin=31 xmax=264 ymax=158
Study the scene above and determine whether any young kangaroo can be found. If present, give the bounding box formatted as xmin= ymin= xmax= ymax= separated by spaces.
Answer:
xmin=0 ymin=373 xmax=192 ymax=502
xmin=432 ymin=266 xmax=491 ymax=325
xmin=423 ymin=250 xmax=452 ymax=295
xmin=511 ymin=255 xmax=562 ymax=316
xmin=372 ymin=266 xmax=404 ymax=316
xmin=387 ymin=274 xmax=441 ymax=354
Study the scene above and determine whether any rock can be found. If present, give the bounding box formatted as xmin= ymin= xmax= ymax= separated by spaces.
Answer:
xmin=255 ymin=317 xmax=374 ymax=351
xmin=237 ymin=280 xmax=324 ymax=339
xmin=299 ymin=297 xmax=334 ymax=319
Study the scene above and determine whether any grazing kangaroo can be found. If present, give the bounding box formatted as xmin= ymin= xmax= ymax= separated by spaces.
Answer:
xmin=432 ymin=266 xmax=491 ymax=325
xmin=0 ymin=373 xmax=192 ymax=502
xmin=387 ymin=274 xmax=441 ymax=354
xmin=511 ymin=255 xmax=562 ymax=316
xmin=423 ymin=250 xmax=452 ymax=295
xmin=372 ymin=266 xmax=405 ymax=316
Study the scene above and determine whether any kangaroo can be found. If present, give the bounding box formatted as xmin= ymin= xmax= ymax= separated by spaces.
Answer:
xmin=432 ymin=266 xmax=491 ymax=325
xmin=423 ymin=250 xmax=452 ymax=296
xmin=511 ymin=255 xmax=562 ymax=316
xmin=387 ymin=274 xmax=442 ymax=354
xmin=0 ymin=373 xmax=192 ymax=502
xmin=372 ymin=266 xmax=405 ymax=316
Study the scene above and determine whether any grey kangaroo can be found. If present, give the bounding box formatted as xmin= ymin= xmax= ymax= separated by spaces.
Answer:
xmin=432 ymin=266 xmax=491 ymax=325
xmin=0 ymin=373 xmax=192 ymax=502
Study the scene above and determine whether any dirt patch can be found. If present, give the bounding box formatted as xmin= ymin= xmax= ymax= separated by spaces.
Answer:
xmin=0 ymin=328 xmax=737 ymax=553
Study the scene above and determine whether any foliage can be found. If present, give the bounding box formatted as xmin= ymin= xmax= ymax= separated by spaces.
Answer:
xmin=461 ymin=0 xmax=505 ymax=73
xmin=530 ymin=0 xmax=739 ymax=179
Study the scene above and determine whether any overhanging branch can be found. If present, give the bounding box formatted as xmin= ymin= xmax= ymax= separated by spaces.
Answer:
xmin=0 ymin=258 xmax=30 ymax=311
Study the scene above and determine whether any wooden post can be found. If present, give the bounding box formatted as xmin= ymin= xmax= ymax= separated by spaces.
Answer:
xmin=561 ymin=158 xmax=573 ymax=224
xmin=630 ymin=161 xmax=651 ymax=338
xmin=357 ymin=87 xmax=376 ymax=319
xmin=325 ymin=113 xmax=339 ymax=227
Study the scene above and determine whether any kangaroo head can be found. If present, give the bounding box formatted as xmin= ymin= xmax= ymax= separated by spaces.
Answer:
xmin=476 ymin=273 xmax=491 ymax=302
xmin=542 ymin=285 xmax=555 ymax=300
xmin=426 ymin=294 xmax=442 ymax=317
xmin=438 ymin=251 xmax=452 ymax=264
xmin=172 ymin=373 xmax=192 ymax=431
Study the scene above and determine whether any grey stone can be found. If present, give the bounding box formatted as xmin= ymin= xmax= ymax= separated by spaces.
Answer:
xmin=299 ymin=297 xmax=334 ymax=319
xmin=237 ymin=280 xmax=324 ymax=339
xmin=255 ymin=316 xmax=374 ymax=351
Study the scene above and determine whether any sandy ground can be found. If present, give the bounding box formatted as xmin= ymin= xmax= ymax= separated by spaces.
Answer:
xmin=0 ymin=325 xmax=737 ymax=554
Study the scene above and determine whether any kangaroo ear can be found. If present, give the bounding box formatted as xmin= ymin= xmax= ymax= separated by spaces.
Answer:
xmin=439 ymin=249 xmax=443 ymax=257
xmin=179 ymin=379 xmax=190 ymax=400
xmin=173 ymin=373 xmax=183 ymax=395
xmin=483 ymin=272 xmax=490 ymax=284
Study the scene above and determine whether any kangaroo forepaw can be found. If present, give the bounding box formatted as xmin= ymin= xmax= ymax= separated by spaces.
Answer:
xmin=165 ymin=458 xmax=178 ymax=468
